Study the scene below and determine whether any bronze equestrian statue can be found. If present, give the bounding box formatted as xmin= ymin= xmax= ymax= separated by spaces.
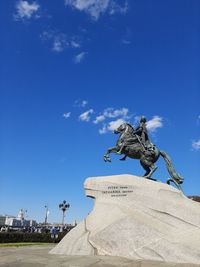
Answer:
xmin=103 ymin=116 xmax=184 ymax=190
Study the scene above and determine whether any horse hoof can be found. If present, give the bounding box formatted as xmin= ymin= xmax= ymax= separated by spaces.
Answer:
xmin=104 ymin=155 xmax=111 ymax=162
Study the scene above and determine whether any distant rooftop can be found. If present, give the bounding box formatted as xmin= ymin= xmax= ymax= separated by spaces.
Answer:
xmin=0 ymin=214 xmax=15 ymax=217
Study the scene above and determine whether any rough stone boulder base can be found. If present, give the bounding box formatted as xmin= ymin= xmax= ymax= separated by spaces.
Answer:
xmin=50 ymin=174 xmax=200 ymax=264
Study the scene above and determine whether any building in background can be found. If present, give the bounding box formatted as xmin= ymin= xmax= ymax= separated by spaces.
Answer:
xmin=1 ymin=209 xmax=37 ymax=229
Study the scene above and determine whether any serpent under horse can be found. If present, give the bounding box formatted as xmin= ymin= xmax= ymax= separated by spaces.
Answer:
xmin=103 ymin=123 xmax=184 ymax=190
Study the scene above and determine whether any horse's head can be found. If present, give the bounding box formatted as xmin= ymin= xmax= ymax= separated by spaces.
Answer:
xmin=114 ymin=122 xmax=135 ymax=135
xmin=114 ymin=123 xmax=129 ymax=134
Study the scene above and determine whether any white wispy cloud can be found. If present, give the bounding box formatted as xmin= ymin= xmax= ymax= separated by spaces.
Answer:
xmin=74 ymin=99 xmax=88 ymax=107
xmin=107 ymin=118 xmax=125 ymax=131
xmin=81 ymin=100 xmax=88 ymax=107
xmin=15 ymin=0 xmax=40 ymax=20
xmin=71 ymin=40 xmax=81 ymax=48
xmin=74 ymin=51 xmax=87 ymax=63
xmin=52 ymin=38 xmax=65 ymax=52
xmin=99 ymin=124 xmax=107 ymax=134
xmin=78 ymin=107 xmax=162 ymax=135
xmin=93 ymin=107 xmax=130 ymax=134
xmin=65 ymin=0 xmax=109 ymax=20
xmin=79 ymin=109 xmax=94 ymax=122
xmin=65 ymin=0 xmax=129 ymax=20
xmin=109 ymin=0 xmax=128 ymax=15
xmin=93 ymin=107 xmax=129 ymax=124
xmin=99 ymin=118 xmax=125 ymax=134
xmin=93 ymin=115 xmax=105 ymax=124
xmin=192 ymin=139 xmax=200 ymax=150
xmin=146 ymin=116 xmax=163 ymax=132
xmin=40 ymin=31 xmax=81 ymax=53
xmin=63 ymin=112 xmax=71 ymax=119
xmin=103 ymin=107 xmax=129 ymax=118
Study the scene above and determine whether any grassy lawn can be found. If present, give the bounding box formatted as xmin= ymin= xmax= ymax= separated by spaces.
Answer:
xmin=0 ymin=242 xmax=52 ymax=247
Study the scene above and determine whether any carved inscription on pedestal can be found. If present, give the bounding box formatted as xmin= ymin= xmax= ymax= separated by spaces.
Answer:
xmin=102 ymin=185 xmax=133 ymax=197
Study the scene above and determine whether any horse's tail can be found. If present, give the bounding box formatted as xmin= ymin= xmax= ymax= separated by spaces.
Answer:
xmin=160 ymin=150 xmax=184 ymax=185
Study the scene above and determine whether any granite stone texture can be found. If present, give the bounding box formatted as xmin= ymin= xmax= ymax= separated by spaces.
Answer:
xmin=50 ymin=174 xmax=200 ymax=264
xmin=1 ymin=245 xmax=200 ymax=267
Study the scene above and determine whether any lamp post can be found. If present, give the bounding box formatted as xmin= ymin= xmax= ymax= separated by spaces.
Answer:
xmin=44 ymin=205 xmax=48 ymax=225
xmin=59 ymin=200 xmax=70 ymax=226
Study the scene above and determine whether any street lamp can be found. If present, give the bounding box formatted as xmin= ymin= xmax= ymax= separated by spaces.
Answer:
xmin=44 ymin=205 xmax=48 ymax=225
xmin=59 ymin=200 xmax=70 ymax=226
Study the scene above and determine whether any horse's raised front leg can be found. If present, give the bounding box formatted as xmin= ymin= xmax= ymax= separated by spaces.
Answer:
xmin=104 ymin=147 xmax=119 ymax=162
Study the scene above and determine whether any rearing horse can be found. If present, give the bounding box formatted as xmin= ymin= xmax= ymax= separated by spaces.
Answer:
xmin=103 ymin=123 xmax=184 ymax=190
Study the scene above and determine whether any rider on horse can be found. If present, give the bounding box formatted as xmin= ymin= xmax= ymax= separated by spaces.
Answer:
xmin=117 ymin=116 xmax=154 ymax=157
xmin=104 ymin=116 xmax=184 ymax=190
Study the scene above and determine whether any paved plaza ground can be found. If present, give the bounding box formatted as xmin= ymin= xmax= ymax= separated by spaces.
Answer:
xmin=0 ymin=245 xmax=199 ymax=267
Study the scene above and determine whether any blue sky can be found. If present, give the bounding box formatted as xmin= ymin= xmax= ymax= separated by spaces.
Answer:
xmin=0 ymin=0 xmax=200 ymax=224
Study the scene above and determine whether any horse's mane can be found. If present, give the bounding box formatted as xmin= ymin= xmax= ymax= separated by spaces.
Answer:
xmin=125 ymin=123 xmax=135 ymax=132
